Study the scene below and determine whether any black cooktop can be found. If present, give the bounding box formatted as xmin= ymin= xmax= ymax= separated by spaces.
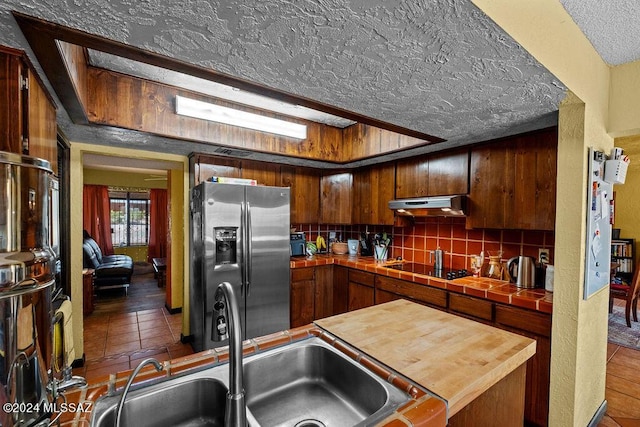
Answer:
xmin=387 ymin=262 xmax=468 ymax=280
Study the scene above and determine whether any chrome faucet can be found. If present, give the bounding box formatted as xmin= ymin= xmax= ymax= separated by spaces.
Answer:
xmin=211 ymin=281 xmax=247 ymax=427
xmin=114 ymin=358 xmax=164 ymax=427
xmin=48 ymin=366 xmax=87 ymax=394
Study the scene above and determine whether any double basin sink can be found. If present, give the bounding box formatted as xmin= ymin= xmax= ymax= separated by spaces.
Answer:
xmin=90 ymin=336 xmax=414 ymax=427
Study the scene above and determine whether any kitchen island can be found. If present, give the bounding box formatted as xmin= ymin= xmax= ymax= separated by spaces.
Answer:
xmin=317 ymin=299 xmax=536 ymax=425
xmin=65 ymin=300 xmax=534 ymax=427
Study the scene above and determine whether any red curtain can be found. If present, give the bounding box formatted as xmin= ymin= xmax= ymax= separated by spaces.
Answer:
xmin=83 ymin=184 xmax=114 ymax=255
xmin=148 ymin=189 xmax=168 ymax=261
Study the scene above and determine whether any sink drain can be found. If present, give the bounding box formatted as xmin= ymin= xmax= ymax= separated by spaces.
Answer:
xmin=294 ymin=420 xmax=326 ymax=427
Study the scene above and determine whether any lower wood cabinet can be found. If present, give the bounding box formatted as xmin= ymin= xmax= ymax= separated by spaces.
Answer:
xmin=290 ymin=265 xmax=334 ymax=328
xmin=313 ymin=266 xmax=334 ymax=320
xmin=375 ymin=275 xmax=447 ymax=309
xmin=290 ymin=267 xmax=315 ymax=328
xmin=449 ymin=293 xmax=493 ymax=323
xmin=348 ymin=270 xmax=375 ymax=311
xmin=332 ymin=266 xmax=349 ymax=315
xmin=495 ymin=305 xmax=551 ymax=427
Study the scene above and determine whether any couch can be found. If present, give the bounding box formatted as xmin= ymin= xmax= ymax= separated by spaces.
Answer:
xmin=82 ymin=232 xmax=134 ymax=295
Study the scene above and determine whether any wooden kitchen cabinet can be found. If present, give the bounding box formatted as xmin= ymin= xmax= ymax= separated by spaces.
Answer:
xmin=0 ymin=45 xmax=57 ymax=173
xmin=290 ymin=265 xmax=335 ymax=327
xmin=467 ymin=127 xmax=557 ymax=230
xmin=348 ymin=270 xmax=375 ymax=311
xmin=395 ymin=149 xmax=468 ymax=199
xmin=241 ymin=159 xmax=280 ymax=186
xmin=352 ymin=162 xmax=396 ymax=225
xmin=290 ymin=267 xmax=315 ymax=328
xmin=495 ymin=305 xmax=551 ymax=427
xmin=320 ymin=172 xmax=352 ymax=224
xmin=281 ymin=166 xmax=320 ymax=224
xmin=375 ymin=275 xmax=448 ymax=309
xmin=332 ymin=266 xmax=349 ymax=315
xmin=313 ymin=265 xmax=333 ymax=320
xmin=448 ymin=293 xmax=493 ymax=323
xmin=190 ymin=153 xmax=242 ymax=185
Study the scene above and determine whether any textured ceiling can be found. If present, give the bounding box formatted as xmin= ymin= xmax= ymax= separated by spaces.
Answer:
xmin=559 ymin=0 xmax=640 ymax=66
xmin=0 ymin=1 xmax=588 ymax=167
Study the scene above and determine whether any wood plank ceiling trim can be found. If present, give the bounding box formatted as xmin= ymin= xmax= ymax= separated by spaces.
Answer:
xmin=13 ymin=12 xmax=446 ymax=164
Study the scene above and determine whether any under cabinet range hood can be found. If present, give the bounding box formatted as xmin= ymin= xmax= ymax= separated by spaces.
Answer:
xmin=388 ymin=195 xmax=467 ymax=217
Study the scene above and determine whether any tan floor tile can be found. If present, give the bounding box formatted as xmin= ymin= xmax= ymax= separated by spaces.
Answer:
xmin=108 ymin=314 xmax=138 ymax=327
xmin=105 ymin=340 xmax=141 ymax=357
xmin=106 ymin=332 xmax=140 ymax=347
xmin=84 ymin=329 xmax=108 ymax=346
xmin=138 ymin=318 xmax=168 ymax=331
xmin=606 ymin=388 xmax=640 ymax=419
xmin=138 ymin=312 xmax=166 ymax=324
xmin=170 ymin=327 xmax=184 ymax=343
xmin=598 ymin=415 xmax=622 ymax=426
xmin=83 ymin=341 xmax=106 ymax=361
xmin=108 ymin=322 xmax=139 ymax=336
xmin=130 ymin=347 xmax=170 ymax=362
xmin=139 ymin=326 xmax=172 ymax=340
xmin=613 ymin=418 xmax=640 ymax=427
xmin=86 ymin=355 xmax=130 ymax=369
xmin=84 ymin=318 xmax=110 ymax=331
xmin=84 ymin=347 xmax=105 ymax=362
xmin=141 ymin=334 xmax=177 ymax=348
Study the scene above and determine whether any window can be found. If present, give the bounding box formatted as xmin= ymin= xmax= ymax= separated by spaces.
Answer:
xmin=110 ymin=190 xmax=150 ymax=246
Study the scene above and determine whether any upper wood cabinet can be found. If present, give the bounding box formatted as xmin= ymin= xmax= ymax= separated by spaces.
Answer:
xmin=0 ymin=46 xmax=57 ymax=174
xmin=241 ymin=159 xmax=280 ymax=187
xmin=281 ymin=166 xmax=320 ymax=224
xmin=320 ymin=172 xmax=352 ymax=224
xmin=466 ymin=128 xmax=557 ymax=230
xmin=395 ymin=150 xmax=469 ymax=199
xmin=352 ymin=162 xmax=395 ymax=225
xmin=191 ymin=154 xmax=241 ymax=185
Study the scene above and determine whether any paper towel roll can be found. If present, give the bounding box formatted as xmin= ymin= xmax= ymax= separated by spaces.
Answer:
xmin=545 ymin=265 xmax=554 ymax=292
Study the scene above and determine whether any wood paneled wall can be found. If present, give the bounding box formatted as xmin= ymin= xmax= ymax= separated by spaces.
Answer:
xmin=57 ymin=41 xmax=89 ymax=115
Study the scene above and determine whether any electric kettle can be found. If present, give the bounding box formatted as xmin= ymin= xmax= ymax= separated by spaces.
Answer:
xmin=507 ymin=256 xmax=536 ymax=288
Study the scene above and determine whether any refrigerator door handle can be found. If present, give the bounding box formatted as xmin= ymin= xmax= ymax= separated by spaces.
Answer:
xmin=240 ymin=200 xmax=247 ymax=297
xmin=246 ymin=201 xmax=253 ymax=296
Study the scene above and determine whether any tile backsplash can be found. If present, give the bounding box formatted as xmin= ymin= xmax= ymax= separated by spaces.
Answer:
xmin=294 ymin=217 xmax=554 ymax=271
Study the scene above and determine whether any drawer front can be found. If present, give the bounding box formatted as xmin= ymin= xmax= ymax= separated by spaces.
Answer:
xmin=376 ymin=276 xmax=447 ymax=308
xmin=449 ymin=293 xmax=494 ymax=321
xmin=291 ymin=267 xmax=315 ymax=282
xmin=349 ymin=269 xmax=375 ymax=287
xmin=495 ymin=304 xmax=552 ymax=338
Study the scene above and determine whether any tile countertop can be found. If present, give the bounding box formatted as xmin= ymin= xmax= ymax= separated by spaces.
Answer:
xmin=60 ymin=324 xmax=447 ymax=427
xmin=291 ymin=254 xmax=553 ymax=314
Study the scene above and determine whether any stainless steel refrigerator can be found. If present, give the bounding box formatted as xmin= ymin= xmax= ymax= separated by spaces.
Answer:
xmin=189 ymin=182 xmax=291 ymax=352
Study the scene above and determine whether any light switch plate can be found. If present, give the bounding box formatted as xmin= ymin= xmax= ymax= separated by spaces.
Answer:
xmin=538 ymin=248 xmax=550 ymax=264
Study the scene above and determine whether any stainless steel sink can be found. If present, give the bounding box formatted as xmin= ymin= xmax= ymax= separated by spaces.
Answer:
xmin=243 ymin=342 xmax=409 ymax=426
xmin=91 ymin=377 xmax=229 ymax=427
xmin=90 ymin=337 xmax=413 ymax=427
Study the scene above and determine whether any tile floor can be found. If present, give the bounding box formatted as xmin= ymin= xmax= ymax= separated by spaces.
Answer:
xmin=72 ymin=308 xmax=193 ymax=384
xmin=599 ymin=344 xmax=640 ymax=426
